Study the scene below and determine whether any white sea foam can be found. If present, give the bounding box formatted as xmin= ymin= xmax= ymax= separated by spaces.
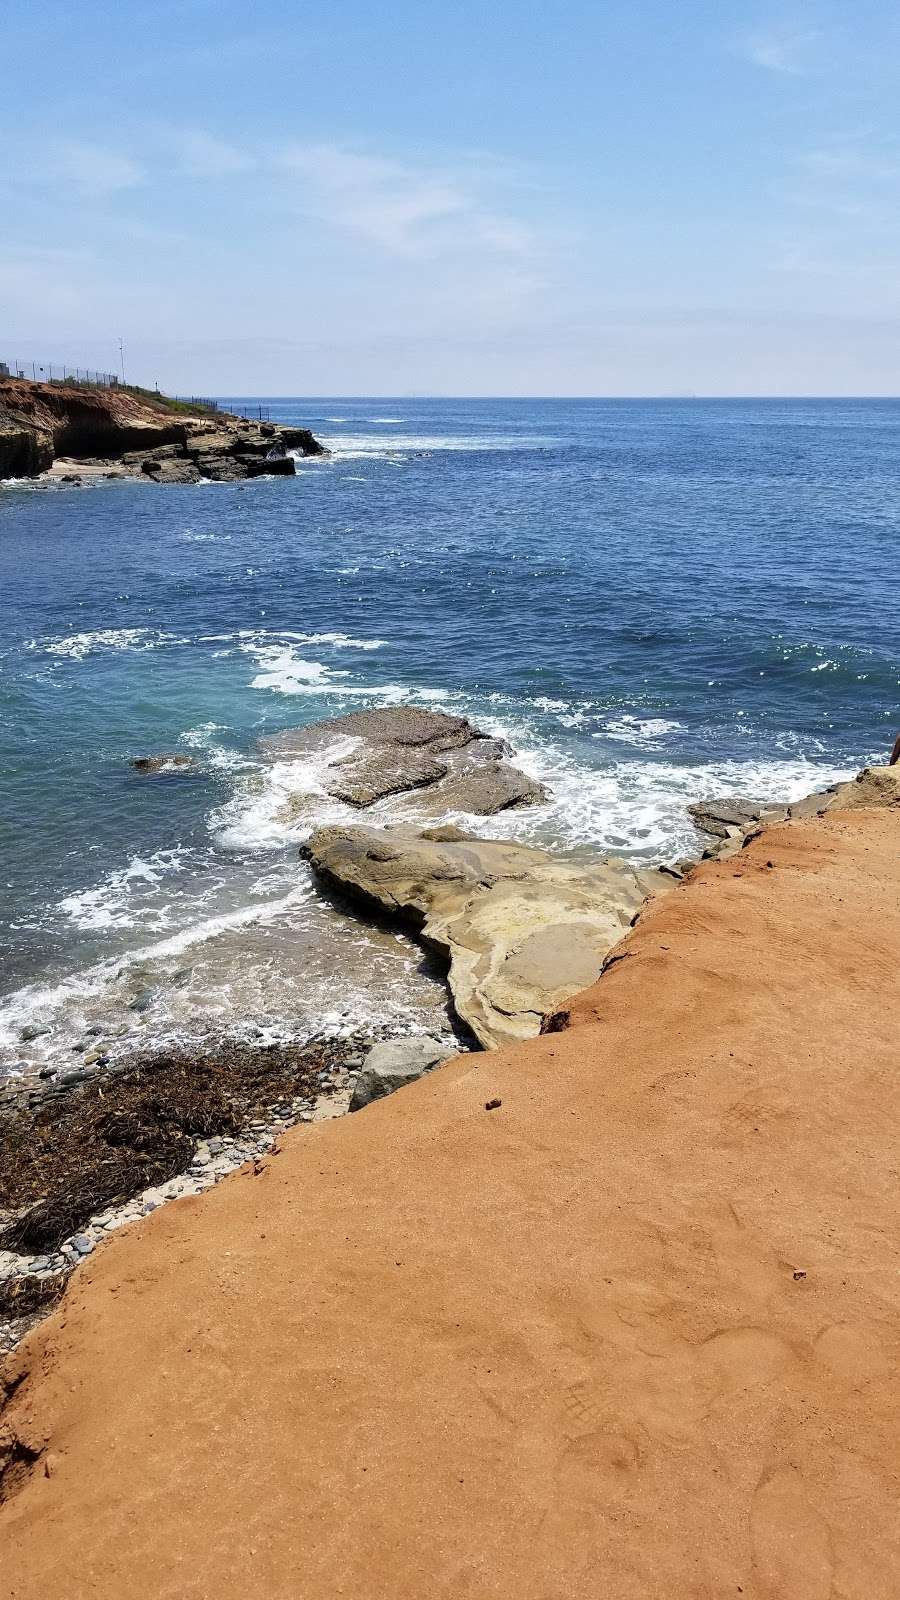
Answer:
xmin=211 ymin=742 xmax=361 ymax=851
xmin=602 ymin=715 xmax=684 ymax=747
xmin=322 ymin=431 xmax=549 ymax=459
xmin=0 ymin=884 xmax=316 ymax=1055
xmin=56 ymin=849 xmax=194 ymax=931
xmin=32 ymin=626 xmax=189 ymax=660
xmin=242 ymin=644 xmax=349 ymax=695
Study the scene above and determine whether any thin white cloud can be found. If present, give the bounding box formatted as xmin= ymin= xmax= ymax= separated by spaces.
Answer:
xmin=176 ymin=131 xmax=254 ymax=178
xmin=737 ymin=25 xmax=823 ymax=74
xmin=277 ymin=141 xmax=531 ymax=260
xmin=52 ymin=141 xmax=143 ymax=195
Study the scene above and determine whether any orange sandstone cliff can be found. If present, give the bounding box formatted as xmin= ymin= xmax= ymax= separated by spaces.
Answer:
xmin=1 ymin=807 xmax=899 ymax=1598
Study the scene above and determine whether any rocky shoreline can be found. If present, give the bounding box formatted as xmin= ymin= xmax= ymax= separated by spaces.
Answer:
xmin=3 ymin=699 xmax=896 ymax=1360
xmin=0 ymin=376 xmax=326 ymax=483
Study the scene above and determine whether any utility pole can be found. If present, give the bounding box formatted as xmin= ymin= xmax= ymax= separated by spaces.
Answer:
xmin=118 ymin=338 xmax=126 ymax=386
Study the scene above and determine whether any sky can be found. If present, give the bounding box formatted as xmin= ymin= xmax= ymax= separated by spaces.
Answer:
xmin=2 ymin=0 xmax=900 ymax=394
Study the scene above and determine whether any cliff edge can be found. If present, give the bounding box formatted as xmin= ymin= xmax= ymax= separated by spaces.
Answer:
xmin=0 ymin=378 xmax=325 ymax=480
xmin=2 ymin=805 xmax=899 ymax=1597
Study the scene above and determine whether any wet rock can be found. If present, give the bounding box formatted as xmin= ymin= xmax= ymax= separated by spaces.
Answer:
xmin=261 ymin=709 xmax=545 ymax=816
xmin=141 ymin=458 xmax=203 ymax=485
xmin=349 ymin=1037 xmax=455 ymax=1110
xmin=131 ymin=754 xmax=195 ymax=774
xmin=244 ymin=454 xmax=296 ymax=477
xmin=261 ymin=707 xmax=481 ymax=760
xmin=19 ymin=1024 xmax=50 ymax=1043
xmin=411 ymin=761 xmax=548 ymax=817
xmin=687 ymin=798 xmax=774 ymax=839
xmin=306 ymin=824 xmax=670 ymax=1048
xmin=277 ymin=426 xmax=328 ymax=456
xmin=327 ymin=747 xmax=450 ymax=807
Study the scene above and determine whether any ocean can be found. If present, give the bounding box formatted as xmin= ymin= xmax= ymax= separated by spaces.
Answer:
xmin=1 ymin=396 xmax=898 ymax=1076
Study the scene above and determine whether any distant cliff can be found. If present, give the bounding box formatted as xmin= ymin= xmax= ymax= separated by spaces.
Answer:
xmin=0 ymin=378 xmax=326 ymax=481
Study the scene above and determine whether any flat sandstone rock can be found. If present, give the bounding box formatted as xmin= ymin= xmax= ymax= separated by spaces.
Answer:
xmin=260 ymin=708 xmax=548 ymax=817
xmin=304 ymin=823 xmax=667 ymax=1047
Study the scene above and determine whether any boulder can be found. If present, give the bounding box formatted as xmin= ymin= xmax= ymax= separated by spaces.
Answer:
xmin=304 ymin=824 xmax=670 ymax=1048
xmin=142 ymin=459 xmax=202 ymax=485
xmin=131 ymin=754 xmax=195 ymax=774
xmin=349 ymin=1037 xmax=454 ymax=1110
xmin=260 ymin=709 xmax=546 ymax=817
xmin=244 ymin=454 xmax=296 ymax=478
xmin=687 ymin=797 xmax=773 ymax=840
xmin=278 ymin=426 xmax=329 ymax=456
xmin=410 ymin=761 xmax=548 ymax=817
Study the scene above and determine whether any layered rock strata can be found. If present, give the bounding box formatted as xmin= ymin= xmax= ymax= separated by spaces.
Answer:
xmin=0 ymin=377 xmax=326 ymax=481
xmin=304 ymin=823 xmax=667 ymax=1047
xmin=262 ymin=707 xmax=547 ymax=817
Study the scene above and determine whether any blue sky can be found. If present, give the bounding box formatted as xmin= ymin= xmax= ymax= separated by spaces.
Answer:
xmin=3 ymin=0 xmax=899 ymax=393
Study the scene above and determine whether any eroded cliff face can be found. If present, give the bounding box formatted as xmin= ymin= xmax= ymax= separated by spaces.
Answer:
xmin=0 ymin=379 xmax=188 ymax=474
xmin=0 ymin=379 xmax=327 ymax=480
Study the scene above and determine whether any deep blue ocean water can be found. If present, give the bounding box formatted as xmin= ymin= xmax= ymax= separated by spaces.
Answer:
xmin=1 ymin=397 xmax=898 ymax=1071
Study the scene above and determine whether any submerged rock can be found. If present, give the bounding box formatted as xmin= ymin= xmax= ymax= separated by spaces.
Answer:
xmin=305 ymin=824 xmax=670 ymax=1048
xmin=131 ymin=754 xmax=195 ymax=774
xmin=349 ymin=1037 xmax=455 ymax=1110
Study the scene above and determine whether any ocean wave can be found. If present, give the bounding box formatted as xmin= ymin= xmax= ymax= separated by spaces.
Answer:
xmin=322 ymin=432 xmax=550 ymax=458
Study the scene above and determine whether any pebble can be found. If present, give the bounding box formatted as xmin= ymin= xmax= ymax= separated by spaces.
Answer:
xmin=71 ymin=1234 xmax=93 ymax=1255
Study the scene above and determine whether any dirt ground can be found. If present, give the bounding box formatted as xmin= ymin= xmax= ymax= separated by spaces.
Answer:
xmin=2 ymin=808 xmax=899 ymax=1598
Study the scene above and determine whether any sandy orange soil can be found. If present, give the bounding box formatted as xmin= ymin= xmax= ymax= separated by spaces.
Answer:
xmin=2 ymin=808 xmax=900 ymax=1598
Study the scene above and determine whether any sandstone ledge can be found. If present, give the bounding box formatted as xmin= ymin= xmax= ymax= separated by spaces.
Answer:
xmin=304 ymin=823 xmax=670 ymax=1047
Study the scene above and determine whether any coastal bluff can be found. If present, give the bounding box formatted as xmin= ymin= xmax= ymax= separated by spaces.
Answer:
xmin=0 ymin=376 xmax=325 ymax=481
xmin=2 ymin=802 xmax=900 ymax=1597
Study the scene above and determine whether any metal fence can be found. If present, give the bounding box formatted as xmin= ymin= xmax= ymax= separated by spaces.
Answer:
xmin=1 ymin=359 xmax=120 ymax=386
xmin=219 ymin=402 xmax=271 ymax=421
xmin=1 ymin=364 xmax=223 ymax=413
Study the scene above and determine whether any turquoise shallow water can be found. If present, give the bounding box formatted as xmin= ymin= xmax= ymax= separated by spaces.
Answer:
xmin=1 ymin=397 xmax=898 ymax=1070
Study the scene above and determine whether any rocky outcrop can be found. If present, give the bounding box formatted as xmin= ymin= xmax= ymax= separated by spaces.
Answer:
xmin=304 ymin=823 xmax=668 ymax=1047
xmin=787 ymin=763 xmax=900 ymax=818
xmin=0 ymin=377 xmax=327 ymax=483
xmin=688 ymin=764 xmax=900 ymax=859
xmin=349 ymin=1037 xmax=455 ymax=1110
xmin=262 ymin=708 xmax=548 ymax=817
